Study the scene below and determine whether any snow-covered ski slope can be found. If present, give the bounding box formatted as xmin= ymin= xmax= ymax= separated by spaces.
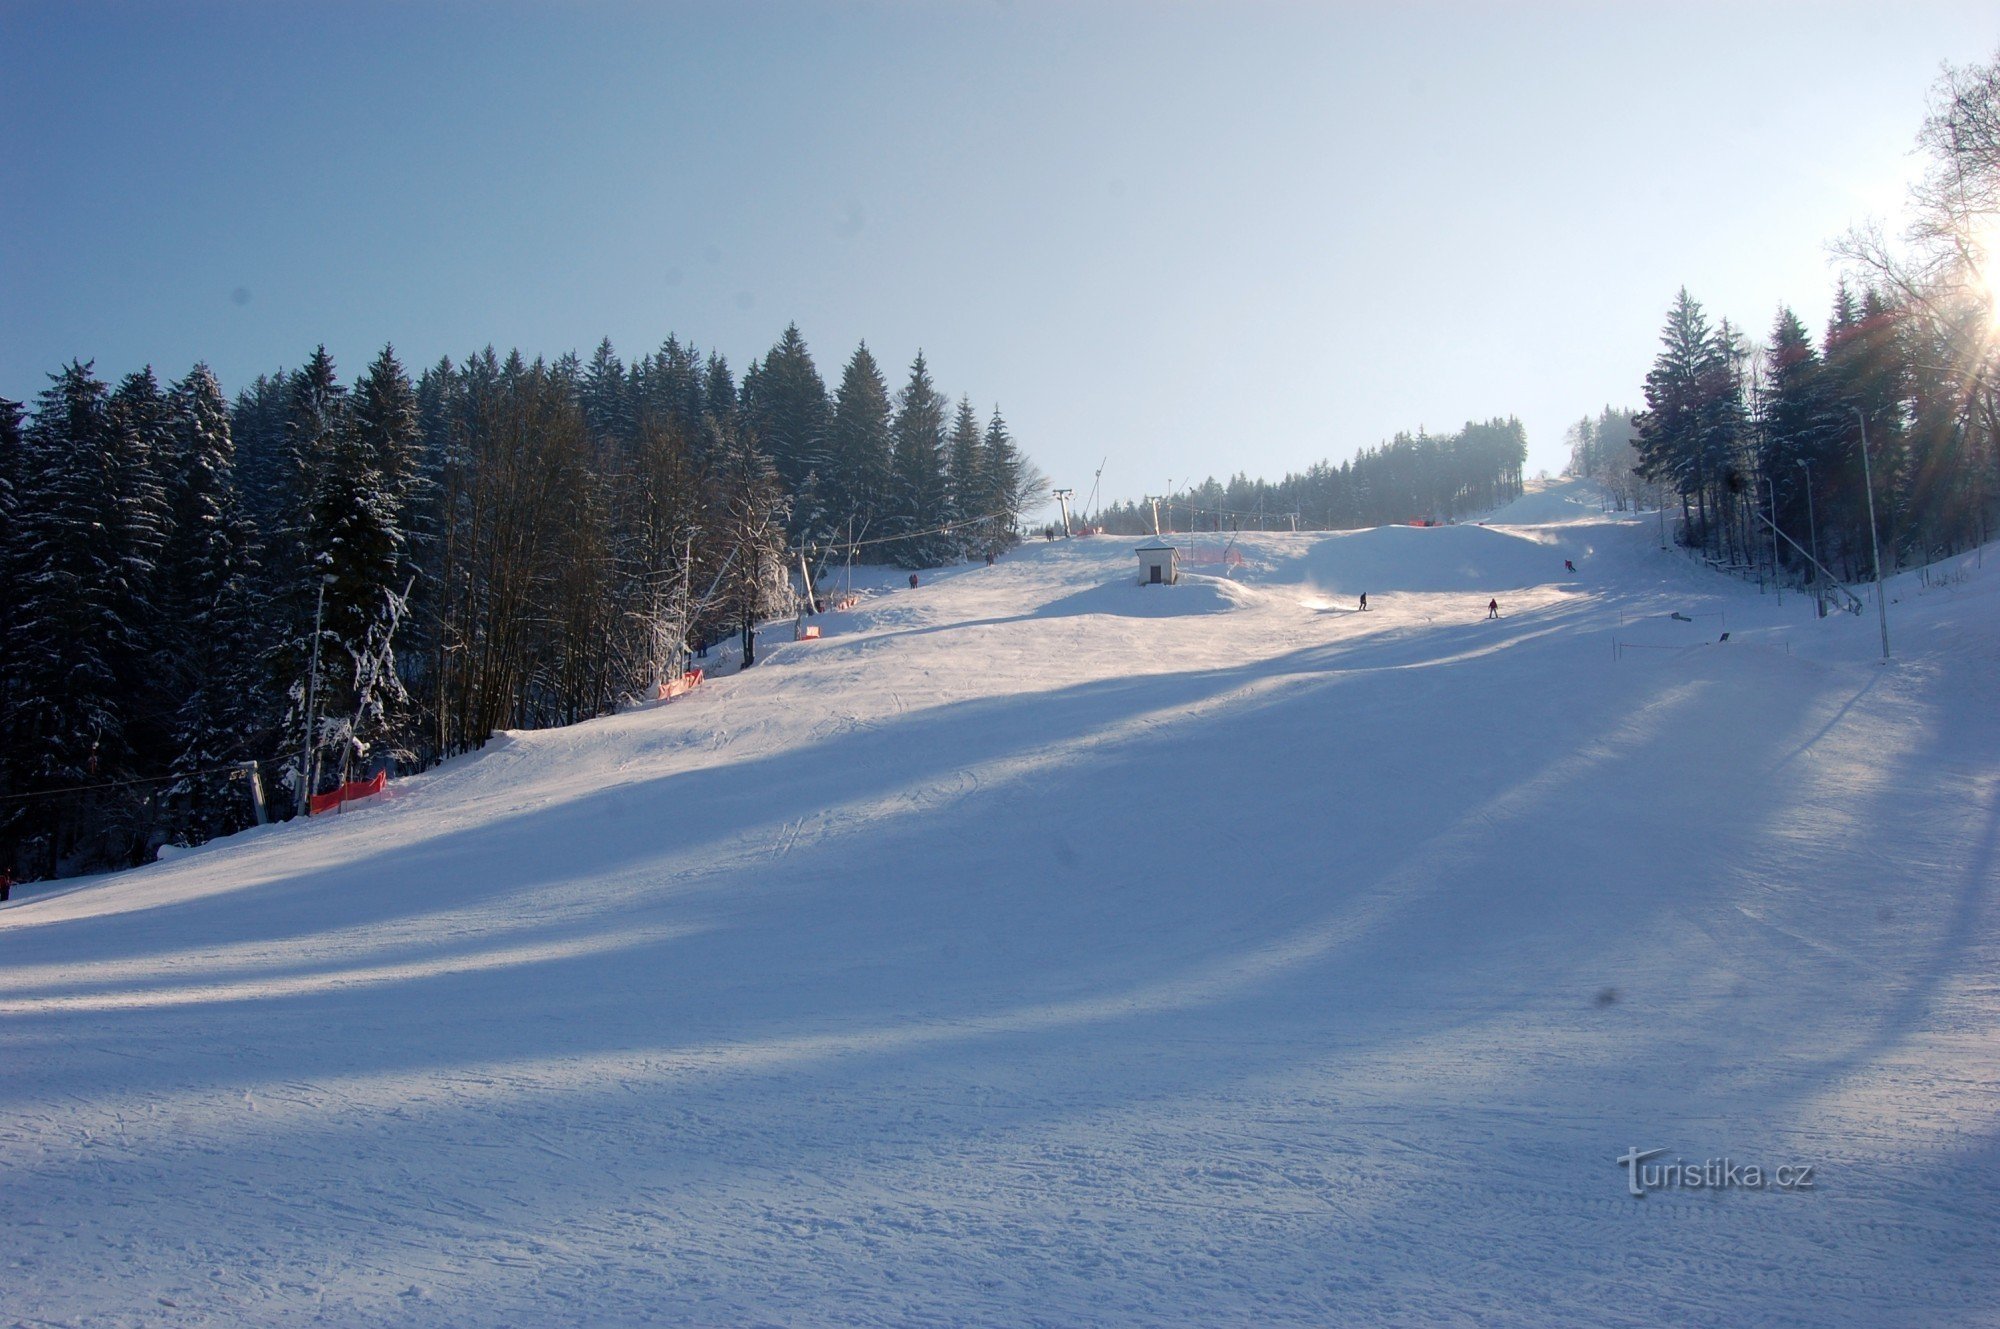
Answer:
xmin=5 ymin=479 xmax=1997 ymax=1327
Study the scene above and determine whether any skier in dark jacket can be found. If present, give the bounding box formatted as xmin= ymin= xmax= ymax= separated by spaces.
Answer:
xmin=1359 ymin=592 xmax=1368 ymax=611
xmin=1487 ymin=598 xmax=1499 ymax=619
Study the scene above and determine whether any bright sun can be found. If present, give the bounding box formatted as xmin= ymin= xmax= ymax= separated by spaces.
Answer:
xmin=1976 ymin=222 xmax=2000 ymax=317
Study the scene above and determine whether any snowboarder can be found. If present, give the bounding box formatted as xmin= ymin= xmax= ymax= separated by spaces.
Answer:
xmin=1564 ymin=559 xmax=1575 ymax=573
xmin=1359 ymin=593 xmax=1368 ymax=611
xmin=1487 ymin=598 xmax=1499 ymax=619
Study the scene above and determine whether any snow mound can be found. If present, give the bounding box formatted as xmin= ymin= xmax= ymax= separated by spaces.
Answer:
xmin=1241 ymin=522 xmax=1566 ymax=595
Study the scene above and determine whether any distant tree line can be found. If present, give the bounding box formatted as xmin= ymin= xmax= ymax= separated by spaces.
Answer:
xmin=0 ymin=326 xmax=1043 ymax=880
xmin=1090 ymin=419 xmax=1527 ymax=535
xmin=1612 ymin=52 xmax=1999 ymax=580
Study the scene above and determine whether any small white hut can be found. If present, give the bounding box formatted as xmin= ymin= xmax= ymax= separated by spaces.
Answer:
xmin=1135 ymin=539 xmax=1179 ymax=586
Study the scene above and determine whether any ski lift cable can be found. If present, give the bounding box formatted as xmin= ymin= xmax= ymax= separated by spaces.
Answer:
xmin=788 ymin=506 xmax=1016 ymax=557
xmin=0 ymin=763 xmax=260 ymax=805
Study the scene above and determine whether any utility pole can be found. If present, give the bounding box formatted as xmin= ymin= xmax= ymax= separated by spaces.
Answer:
xmin=1855 ymin=408 xmax=1891 ymax=660
xmin=1797 ymin=458 xmax=1821 ymax=617
xmin=297 ymin=573 xmax=329 ymax=817
xmin=1765 ymin=477 xmax=1781 ymax=606
xmin=1052 ymin=487 xmax=1075 ymax=538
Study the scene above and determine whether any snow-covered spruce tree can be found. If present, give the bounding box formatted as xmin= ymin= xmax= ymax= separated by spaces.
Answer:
xmin=1637 ymin=288 xmax=1744 ymax=553
xmin=228 ymin=369 xmax=292 ymax=566
xmin=581 ymin=337 xmax=633 ymax=462
xmin=890 ymin=351 xmax=951 ymax=568
xmin=4 ymin=364 xmax=138 ymax=873
xmin=1706 ymin=320 xmax=1756 ymax=566
xmin=628 ymin=336 xmax=707 ymax=453
xmin=829 ymin=341 xmax=894 ymax=539
xmin=703 ymin=352 xmax=736 ymax=431
xmin=274 ymin=346 xmax=420 ymax=805
xmin=341 ymin=345 xmax=425 ymax=772
xmin=271 ymin=347 xmax=349 ymax=807
xmin=979 ymin=405 xmax=1040 ymax=546
xmin=743 ymin=324 xmax=832 ymax=532
xmin=107 ymin=368 xmax=176 ymax=811
xmin=1755 ymin=307 xmax=1834 ymax=574
xmin=945 ymin=396 xmax=983 ymax=559
xmin=159 ymin=364 xmax=267 ymax=843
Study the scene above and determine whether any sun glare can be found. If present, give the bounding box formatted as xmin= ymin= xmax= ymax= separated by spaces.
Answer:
xmin=1975 ymin=221 xmax=2000 ymax=320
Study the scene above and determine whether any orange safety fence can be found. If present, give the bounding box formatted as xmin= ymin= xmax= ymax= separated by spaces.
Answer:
xmin=657 ymin=668 xmax=704 ymax=701
xmin=308 ymin=769 xmax=387 ymax=816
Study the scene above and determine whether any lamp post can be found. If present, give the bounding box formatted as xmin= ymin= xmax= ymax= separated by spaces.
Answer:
xmin=1854 ymin=408 xmax=1890 ymax=661
xmin=1796 ymin=458 xmax=1820 ymax=616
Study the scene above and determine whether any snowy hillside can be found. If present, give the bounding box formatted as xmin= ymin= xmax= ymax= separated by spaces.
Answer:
xmin=4 ymin=479 xmax=1996 ymax=1327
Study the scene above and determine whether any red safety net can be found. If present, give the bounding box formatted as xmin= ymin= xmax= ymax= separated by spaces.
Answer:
xmin=657 ymin=668 xmax=705 ymax=701
xmin=308 ymin=769 xmax=387 ymax=816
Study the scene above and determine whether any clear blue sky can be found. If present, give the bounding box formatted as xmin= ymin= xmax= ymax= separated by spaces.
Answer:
xmin=4 ymin=3 xmax=1994 ymax=510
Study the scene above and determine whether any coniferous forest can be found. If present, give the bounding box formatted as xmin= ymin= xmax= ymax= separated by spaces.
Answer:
xmin=1575 ymin=54 xmax=2000 ymax=584
xmin=1089 ymin=419 xmax=1528 ymax=534
xmin=0 ymin=327 xmax=1044 ymax=880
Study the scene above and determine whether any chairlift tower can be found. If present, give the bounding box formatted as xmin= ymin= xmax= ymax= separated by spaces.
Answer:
xmin=1084 ymin=457 xmax=1107 ymax=525
xmin=1052 ymin=488 xmax=1075 ymax=538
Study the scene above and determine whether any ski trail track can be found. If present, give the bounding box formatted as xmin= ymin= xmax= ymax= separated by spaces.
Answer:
xmin=2 ymin=481 xmax=1996 ymax=1327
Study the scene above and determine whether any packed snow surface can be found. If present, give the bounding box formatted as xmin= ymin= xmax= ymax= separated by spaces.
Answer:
xmin=4 ymin=480 xmax=1997 ymax=1326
